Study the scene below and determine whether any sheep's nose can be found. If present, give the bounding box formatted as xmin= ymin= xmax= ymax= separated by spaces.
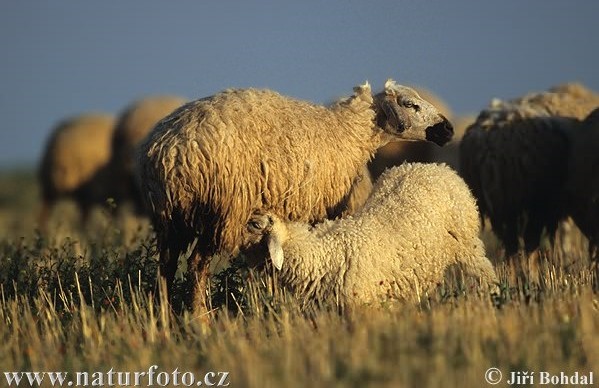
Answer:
xmin=425 ymin=115 xmax=453 ymax=146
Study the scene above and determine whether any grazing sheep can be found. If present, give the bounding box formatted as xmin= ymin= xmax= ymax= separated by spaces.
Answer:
xmin=38 ymin=112 xmax=116 ymax=227
xmin=137 ymin=80 xmax=454 ymax=312
xmin=459 ymin=83 xmax=599 ymax=256
xmin=244 ymin=163 xmax=498 ymax=307
xmin=109 ymin=95 xmax=186 ymax=213
xmin=566 ymin=108 xmax=599 ymax=262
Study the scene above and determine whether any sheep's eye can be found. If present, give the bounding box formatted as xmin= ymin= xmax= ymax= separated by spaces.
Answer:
xmin=402 ymin=100 xmax=419 ymax=111
xmin=248 ymin=221 xmax=263 ymax=231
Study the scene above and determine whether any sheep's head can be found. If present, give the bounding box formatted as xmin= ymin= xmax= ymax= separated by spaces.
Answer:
xmin=373 ymin=79 xmax=453 ymax=146
xmin=245 ymin=211 xmax=285 ymax=270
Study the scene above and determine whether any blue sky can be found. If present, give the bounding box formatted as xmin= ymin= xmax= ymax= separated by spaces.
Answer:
xmin=1 ymin=1 xmax=598 ymax=167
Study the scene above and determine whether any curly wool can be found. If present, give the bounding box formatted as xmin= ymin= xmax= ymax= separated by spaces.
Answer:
xmin=248 ymin=163 xmax=497 ymax=306
xmin=139 ymin=84 xmax=381 ymax=257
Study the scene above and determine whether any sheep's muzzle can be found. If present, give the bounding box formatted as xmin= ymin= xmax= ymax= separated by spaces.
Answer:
xmin=425 ymin=115 xmax=453 ymax=146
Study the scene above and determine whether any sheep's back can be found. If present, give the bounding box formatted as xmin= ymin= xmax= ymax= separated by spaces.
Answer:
xmin=39 ymin=113 xmax=115 ymax=197
xmin=515 ymin=82 xmax=599 ymax=120
xmin=460 ymin=107 xmax=578 ymax=222
xmin=112 ymin=95 xmax=186 ymax=172
xmin=139 ymin=88 xmax=376 ymax=254
xmin=319 ymin=163 xmax=481 ymax=302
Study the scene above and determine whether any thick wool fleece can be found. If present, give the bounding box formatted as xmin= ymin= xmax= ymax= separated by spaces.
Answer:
xmin=261 ymin=163 xmax=497 ymax=306
xmin=139 ymin=85 xmax=382 ymax=258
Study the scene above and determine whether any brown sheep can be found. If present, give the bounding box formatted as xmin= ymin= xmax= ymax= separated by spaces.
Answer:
xmin=38 ymin=113 xmax=116 ymax=227
xmin=109 ymin=95 xmax=186 ymax=213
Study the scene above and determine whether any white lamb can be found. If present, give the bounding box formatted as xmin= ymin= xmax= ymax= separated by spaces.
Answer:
xmin=245 ymin=163 xmax=498 ymax=307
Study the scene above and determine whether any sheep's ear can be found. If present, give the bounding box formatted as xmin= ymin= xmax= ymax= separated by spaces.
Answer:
xmin=353 ymin=81 xmax=371 ymax=96
xmin=267 ymin=234 xmax=285 ymax=270
xmin=384 ymin=78 xmax=400 ymax=95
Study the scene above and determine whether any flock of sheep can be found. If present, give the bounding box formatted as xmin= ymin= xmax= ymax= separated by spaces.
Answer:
xmin=38 ymin=79 xmax=599 ymax=314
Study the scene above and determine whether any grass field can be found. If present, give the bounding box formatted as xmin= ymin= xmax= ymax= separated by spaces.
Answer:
xmin=0 ymin=170 xmax=598 ymax=387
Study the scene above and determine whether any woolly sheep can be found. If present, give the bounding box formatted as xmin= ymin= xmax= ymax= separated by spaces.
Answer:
xmin=459 ymin=83 xmax=599 ymax=255
xmin=109 ymin=95 xmax=186 ymax=213
xmin=38 ymin=112 xmax=116 ymax=227
xmin=566 ymin=108 xmax=599 ymax=262
xmin=244 ymin=163 xmax=498 ymax=307
xmin=137 ymin=80 xmax=454 ymax=311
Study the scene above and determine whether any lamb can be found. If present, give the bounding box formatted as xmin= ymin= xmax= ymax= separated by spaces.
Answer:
xmin=38 ymin=112 xmax=116 ymax=227
xmin=109 ymin=95 xmax=186 ymax=213
xmin=244 ymin=163 xmax=498 ymax=307
xmin=459 ymin=83 xmax=599 ymax=256
xmin=137 ymin=80 xmax=454 ymax=312
xmin=565 ymin=108 xmax=599 ymax=263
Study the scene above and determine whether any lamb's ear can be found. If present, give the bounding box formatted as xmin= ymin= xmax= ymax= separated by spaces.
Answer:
xmin=267 ymin=234 xmax=285 ymax=270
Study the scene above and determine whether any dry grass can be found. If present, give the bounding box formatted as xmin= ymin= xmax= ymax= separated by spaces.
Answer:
xmin=0 ymin=170 xmax=598 ymax=387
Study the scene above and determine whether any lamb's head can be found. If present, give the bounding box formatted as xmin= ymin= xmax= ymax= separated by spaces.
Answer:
xmin=373 ymin=79 xmax=453 ymax=146
xmin=245 ymin=211 xmax=286 ymax=270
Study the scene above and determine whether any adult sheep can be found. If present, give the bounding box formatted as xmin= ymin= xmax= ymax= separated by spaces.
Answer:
xmin=109 ymin=95 xmax=186 ymax=213
xmin=244 ymin=163 xmax=498 ymax=307
xmin=459 ymin=89 xmax=595 ymax=256
xmin=566 ymin=108 xmax=599 ymax=263
xmin=39 ymin=112 xmax=116 ymax=228
xmin=138 ymin=80 xmax=453 ymax=312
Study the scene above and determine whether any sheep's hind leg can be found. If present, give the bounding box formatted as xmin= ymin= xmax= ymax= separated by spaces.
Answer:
xmin=188 ymin=249 xmax=212 ymax=320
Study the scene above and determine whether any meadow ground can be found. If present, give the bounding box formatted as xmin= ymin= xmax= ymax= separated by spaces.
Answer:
xmin=0 ymin=170 xmax=598 ymax=387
